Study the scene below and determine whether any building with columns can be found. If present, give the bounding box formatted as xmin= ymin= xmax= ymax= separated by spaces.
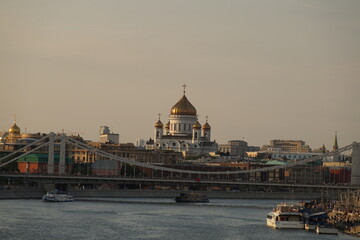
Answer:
xmin=146 ymin=86 xmax=218 ymax=156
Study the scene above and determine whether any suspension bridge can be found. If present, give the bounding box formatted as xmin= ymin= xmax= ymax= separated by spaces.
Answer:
xmin=0 ymin=133 xmax=359 ymax=194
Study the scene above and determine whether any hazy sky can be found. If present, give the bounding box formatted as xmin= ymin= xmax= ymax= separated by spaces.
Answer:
xmin=1 ymin=0 xmax=359 ymax=149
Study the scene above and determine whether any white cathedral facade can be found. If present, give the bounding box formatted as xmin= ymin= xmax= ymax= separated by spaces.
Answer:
xmin=146 ymin=87 xmax=218 ymax=156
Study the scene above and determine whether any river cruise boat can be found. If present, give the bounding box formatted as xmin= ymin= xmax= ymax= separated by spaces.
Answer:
xmin=175 ymin=192 xmax=209 ymax=203
xmin=266 ymin=203 xmax=304 ymax=229
xmin=42 ymin=190 xmax=74 ymax=202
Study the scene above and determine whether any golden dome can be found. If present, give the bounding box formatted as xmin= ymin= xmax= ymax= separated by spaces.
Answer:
xmin=170 ymin=95 xmax=197 ymax=116
xmin=9 ymin=122 xmax=21 ymax=134
xmin=202 ymin=122 xmax=211 ymax=130
xmin=155 ymin=120 xmax=164 ymax=128
xmin=193 ymin=121 xmax=201 ymax=129
xmin=165 ymin=121 xmax=170 ymax=129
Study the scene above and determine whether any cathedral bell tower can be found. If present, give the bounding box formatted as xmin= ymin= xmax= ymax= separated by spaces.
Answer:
xmin=202 ymin=116 xmax=211 ymax=141
xmin=154 ymin=114 xmax=163 ymax=143
xmin=192 ymin=121 xmax=202 ymax=143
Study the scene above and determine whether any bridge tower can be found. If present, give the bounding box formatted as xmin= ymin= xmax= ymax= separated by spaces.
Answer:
xmin=59 ymin=133 xmax=66 ymax=175
xmin=48 ymin=132 xmax=55 ymax=174
xmin=351 ymin=143 xmax=360 ymax=185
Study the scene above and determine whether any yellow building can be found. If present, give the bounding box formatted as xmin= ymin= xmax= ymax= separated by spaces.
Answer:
xmin=263 ymin=140 xmax=311 ymax=153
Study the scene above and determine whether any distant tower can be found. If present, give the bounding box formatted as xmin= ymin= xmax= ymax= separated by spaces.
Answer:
xmin=321 ymin=144 xmax=326 ymax=154
xmin=192 ymin=121 xmax=202 ymax=143
xmin=154 ymin=114 xmax=163 ymax=142
xmin=333 ymin=132 xmax=339 ymax=161
xmin=202 ymin=116 xmax=211 ymax=141
xmin=99 ymin=126 xmax=110 ymax=135
xmin=333 ymin=132 xmax=339 ymax=151
xmin=99 ymin=126 xmax=119 ymax=144
xmin=164 ymin=121 xmax=170 ymax=135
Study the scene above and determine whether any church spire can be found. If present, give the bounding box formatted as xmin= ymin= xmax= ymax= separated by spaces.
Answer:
xmin=321 ymin=144 xmax=326 ymax=154
xmin=333 ymin=131 xmax=338 ymax=151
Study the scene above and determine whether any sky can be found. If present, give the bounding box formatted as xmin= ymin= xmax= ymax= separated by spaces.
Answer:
xmin=0 ymin=0 xmax=359 ymax=150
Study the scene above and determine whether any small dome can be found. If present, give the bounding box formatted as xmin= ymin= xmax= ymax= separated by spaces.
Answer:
xmin=193 ymin=121 xmax=201 ymax=129
xmin=170 ymin=95 xmax=197 ymax=116
xmin=165 ymin=121 xmax=170 ymax=129
xmin=9 ymin=122 xmax=21 ymax=134
xmin=155 ymin=120 xmax=164 ymax=128
xmin=202 ymin=122 xmax=211 ymax=130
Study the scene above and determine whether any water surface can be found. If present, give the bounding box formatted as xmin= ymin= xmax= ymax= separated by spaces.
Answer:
xmin=0 ymin=198 xmax=357 ymax=240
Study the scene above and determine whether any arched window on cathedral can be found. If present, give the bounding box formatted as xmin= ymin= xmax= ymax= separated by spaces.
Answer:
xmin=195 ymin=132 xmax=198 ymax=138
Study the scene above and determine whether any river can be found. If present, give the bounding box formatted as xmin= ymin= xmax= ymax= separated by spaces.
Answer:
xmin=0 ymin=198 xmax=358 ymax=240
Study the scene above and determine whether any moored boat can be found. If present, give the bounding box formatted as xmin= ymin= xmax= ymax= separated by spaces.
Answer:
xmin=175 ymin=192 xmax=209 ymax=203
xmin=304 ymin=211 xmax=328 ymax=231
xmin=42 ymin=190 xmax=74 ymax=202
xmin=266 ymin=203 xmax=304 ymax=229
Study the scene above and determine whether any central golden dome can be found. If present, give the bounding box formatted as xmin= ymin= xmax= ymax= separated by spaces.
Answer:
xmin=170 ymin=94 xmax=197 ymax=116
xmin=9 ymin=122 xmax=21 ymax=134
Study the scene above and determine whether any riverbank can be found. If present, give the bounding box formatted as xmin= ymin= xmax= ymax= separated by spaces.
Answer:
xmin=328 ymin=208 xmax=360 ymax=237
xmin=0 ymin=188 xmax=325 ymax=200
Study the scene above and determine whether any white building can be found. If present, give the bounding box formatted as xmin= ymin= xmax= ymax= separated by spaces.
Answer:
xmin=99 ymin=126 xmax=119 ymax=144
xmin=135 ymin=139 xmax=146 ymax=148
xmin=146 ymin=87 xmax=218 ymax=156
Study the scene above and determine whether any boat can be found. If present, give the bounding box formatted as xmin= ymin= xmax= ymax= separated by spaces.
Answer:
xmin=315 ymin=225 xmax=338 ymax=235
xmin=175 ymin=192 xmax=209 ymax=203
xmin=42 ymin=190 xmax=74 ymax=202
xmin=266 ymin=203 xmax=304 ymax=229
xmin=303 ymin=211 xmax=327 ymax=231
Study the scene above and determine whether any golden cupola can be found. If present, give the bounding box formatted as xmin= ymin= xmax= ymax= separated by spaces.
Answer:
xmin=202 ymin=121 xmax=211 ymax=130
xmin=155 ymin=120 xmax=164 ymax=128
xmin=165 ymin=121 xmax=170 ymax=129
xmin=9 ymin=121 xmax=21 ymax=134
xmin=170 ymin=94 xmax=197 ymax=116
xmin=193 ymin=121 xmax=202 ymax=129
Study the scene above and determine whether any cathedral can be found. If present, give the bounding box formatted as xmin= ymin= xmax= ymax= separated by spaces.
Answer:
xmin=146 ymin=86 xmax=218 ymax=156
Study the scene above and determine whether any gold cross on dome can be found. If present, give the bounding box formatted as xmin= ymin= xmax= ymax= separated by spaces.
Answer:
xmin=182 ymin=84 xmax=187 ymax=94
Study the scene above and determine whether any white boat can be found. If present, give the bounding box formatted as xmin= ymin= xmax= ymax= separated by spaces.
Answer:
xmin=42 ymin=190 xmax=74 ymax=202
xmin=266 ymin=203 xmax=304 ymax=229
xmin=315 ymin=225 xmax=338 ymax=235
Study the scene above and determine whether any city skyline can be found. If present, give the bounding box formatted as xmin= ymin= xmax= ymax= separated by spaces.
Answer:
xmin=1 ymin=1 xmax=359 ymax=149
